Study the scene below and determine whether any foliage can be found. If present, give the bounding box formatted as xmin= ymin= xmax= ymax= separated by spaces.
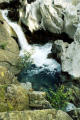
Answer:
xmin=46 ymin=85 xmax=71 ymax=110
xmin=0 ymin=85 xmax=14 ymax=112
xmin=0 ymin=84 xmax=29 ymax=112
xmin=0 ymin=42 xmax=8 ymax=49
xmin=17 ymin=51 xmax=33 ymax=70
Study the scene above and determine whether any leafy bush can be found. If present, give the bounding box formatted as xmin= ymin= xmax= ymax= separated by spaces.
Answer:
xmin=0 ymin=85 xmax=14 ymax=112
xmin=17 ymin=51 xmax=33 ymax=70
xmin=46 ymin=85 xmax=70 ymax=110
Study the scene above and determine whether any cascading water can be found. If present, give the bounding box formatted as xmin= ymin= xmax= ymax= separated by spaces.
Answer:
xmin=1 ymin=10 xmax=31 ymax=51
xmin=2 ymin=10 xmax=61 ymax=91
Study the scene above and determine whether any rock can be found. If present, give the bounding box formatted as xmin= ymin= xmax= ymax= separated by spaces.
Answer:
xmin=28 ymin=91 xmax=52 ymax=109
xmin=63 ymin=4 xmax=78 ymax=39
xmin=61 ymin=42 xmax=80 ymax=78
xmin=52 ymin=39 xmax=80 ymax=79
xmin=74 ymin=24 xmax=80 ymax=43
xmin=19 ymin=0 xmax=63 ymax=33
xmin=0 ymin=66 xmax=19 ymax=84
xmin=59 ymin=73 xmax=80 ymax=107
xmin=68 ymin=85 xmax=80 ymax=107
xmin=19 ymin=0 xmax=80 ymax=39
xmin=0 ymin=109 xmax=73 ymax=120
xmin=0 ymin=0 xmax=11 ymax=3
xmin=68 ymin=108 xmax=80 ymax=120
xmin=21 ymin=82 xmax=32 ymax=91
xmin=53 ymin=0 xmax=79 ymax=39
xmin=66 ymin=103 xmax=76 ymax=112
xmin=19 ymin=0 xmax=80 ymax=79
xmin=51 ymin=40 xmax=68 ymax=63
xmin=0 ymin=84 xmax=29 ymax=112
xmin=0 ymin=12 xmax=19 ymax=75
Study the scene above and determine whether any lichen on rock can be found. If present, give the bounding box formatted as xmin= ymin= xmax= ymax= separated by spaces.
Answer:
xmin=0 ymin=109 xmax=73 ymax=120
xmin=0 ymin=84 xmax=29 ymax=112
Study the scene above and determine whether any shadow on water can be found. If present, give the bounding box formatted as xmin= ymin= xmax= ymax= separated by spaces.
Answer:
xmin=18 ymin=64 xmax=61 ymax=91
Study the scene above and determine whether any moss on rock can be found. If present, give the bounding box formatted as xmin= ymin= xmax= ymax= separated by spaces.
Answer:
xmin=0 ymin=84 xmax=29 ymax=112
xmin=0 ymin=66 xmax=19 ymax=84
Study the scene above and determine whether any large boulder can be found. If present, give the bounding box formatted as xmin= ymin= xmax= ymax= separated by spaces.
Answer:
xmin=0 ymin=12 xmax=19 ymax=75
xmin=19 ymin=0 xmax=80 ymax=39
xmin=52 ymin=39 xmax=80 ymax=78
xmin=0 ymin=109 xmax=73 ymax=120
xmin=61 ymin=42 xmax=80 ymax=78
xmin=28 ymin=91 xmax=52 ymax=109
xmin=19 ymin=0 xmax=63 ymax=33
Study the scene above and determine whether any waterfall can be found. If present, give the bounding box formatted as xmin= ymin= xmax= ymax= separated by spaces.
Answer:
xmin=1 ymin=10 xmax=61 ymax=91
xmin=1 ymin=10 xmax=31 ymax=51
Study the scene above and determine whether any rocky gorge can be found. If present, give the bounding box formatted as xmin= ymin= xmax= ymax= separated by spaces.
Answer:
xmin=0 ymin=0 xmax=80 ymax=120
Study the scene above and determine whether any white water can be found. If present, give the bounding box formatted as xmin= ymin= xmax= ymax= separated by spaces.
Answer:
xmin=1 ymin=10 xmax=31 ymax=51
xmin=1 ymin=10 xmax=61 ymax=72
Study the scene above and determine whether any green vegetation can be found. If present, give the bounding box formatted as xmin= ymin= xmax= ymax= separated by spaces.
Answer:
xmin=0 ymin=85 xmax=14 ymax=112
xmin=17 ymin=51 xmax=33 ymax=70
xmin=0 ymin=84 xmax=29 ymax=112
xmin=46 ymin=85 xmax=71 ymax=110
xmin=0 ymin=42 xmax=8 ymax=49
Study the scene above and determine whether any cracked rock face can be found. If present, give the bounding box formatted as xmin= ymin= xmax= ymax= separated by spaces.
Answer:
xmin=19 ymin=0 xmax=80 ymax=38
xmin=52 ymin=40 xmax=80 ymax=78
xmin=61 ymin=42 xmax=80 ymax=78
xmin=19 ymin=0 xmax=63 ymax=33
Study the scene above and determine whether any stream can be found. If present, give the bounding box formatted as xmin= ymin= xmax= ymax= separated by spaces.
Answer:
xmin=2 ymin=10 xmax=61 ymax=91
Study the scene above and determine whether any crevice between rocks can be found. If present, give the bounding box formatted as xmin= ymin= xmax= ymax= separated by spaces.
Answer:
xmin=21 ymin=22 xmax=74 ymax=45
xmin=0 ymin=1 xmax=20 ymax=10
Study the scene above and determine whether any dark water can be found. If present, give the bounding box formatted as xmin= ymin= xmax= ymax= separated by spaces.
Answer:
xmin=1 ymin=10 xmax=61 ymax=92
xmin=18 ymin=64 xmax=61 ymax=91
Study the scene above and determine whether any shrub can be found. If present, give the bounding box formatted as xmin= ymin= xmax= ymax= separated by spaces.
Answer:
xmin=17 ymin=51 xmax=33 ymax=70
xmin=0 ymin=85 xmax=14 ymax=112
xmin=46 ymin=85 xmax=71 ymax=110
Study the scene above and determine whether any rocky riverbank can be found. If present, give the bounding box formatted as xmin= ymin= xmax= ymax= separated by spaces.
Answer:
xmin=0 ymin=0 xmax=80 ymax=120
